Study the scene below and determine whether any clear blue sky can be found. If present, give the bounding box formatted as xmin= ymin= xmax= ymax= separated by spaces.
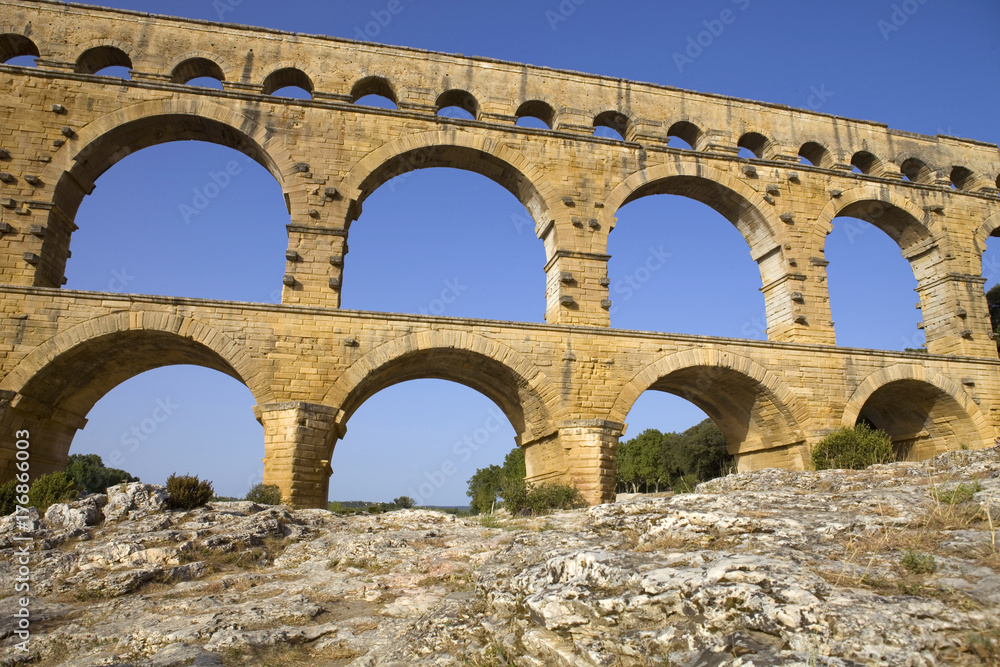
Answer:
xmin=36 ymin=0 xmax=1000 ymax=504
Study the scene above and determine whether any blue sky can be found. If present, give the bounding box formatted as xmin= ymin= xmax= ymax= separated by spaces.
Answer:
xmin=28 ymin=0 xmax=1000 ymax=504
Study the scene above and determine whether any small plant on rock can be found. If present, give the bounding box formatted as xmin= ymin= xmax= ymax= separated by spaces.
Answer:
xmin=165 ymin=473 xmax=214 ymax=510
xmin=245 ymin=482 xmax=282 ymax=505
xmin=811 ymin=422 xmax=894 ymax=470
xmin=901 ymin=548 xmax=937 ymax=574
xmin=28 ymin=471 xmax=78 ymax=512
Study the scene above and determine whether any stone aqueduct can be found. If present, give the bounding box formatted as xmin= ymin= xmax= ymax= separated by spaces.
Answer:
xmin=1 ymin=1 xmax=1000 ymax=506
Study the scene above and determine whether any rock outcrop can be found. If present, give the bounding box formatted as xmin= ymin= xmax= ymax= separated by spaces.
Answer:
xmin=1 ymin=448 xmax=998 ymax=666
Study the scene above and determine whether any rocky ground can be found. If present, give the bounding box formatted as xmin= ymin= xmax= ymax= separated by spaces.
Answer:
xmin=1 ymin=448 xmax=999 ymax=667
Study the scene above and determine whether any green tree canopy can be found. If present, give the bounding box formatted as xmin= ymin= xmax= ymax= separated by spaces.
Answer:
xmin=65 ymin=454 xmax=138 ymax=494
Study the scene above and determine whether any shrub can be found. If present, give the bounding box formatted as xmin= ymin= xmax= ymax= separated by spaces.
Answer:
xmin=393 ymin=496 xmax=415 ymax=509
xmin=931 ymin=480 xmax=982 ymax=505
xmin=245 ymin=483 xmax=282 ymax=505
xmin=165 ymin=473 xmax=214 ymax=510
xmin=64 ymin=454 xmax=138 ymax=494
xmin=28 ymin=471 xmax=78 ymax=512
xmin=811 ymin=423 xmax=894 ymax=470
xmin=0 ymin=480 xmax=17 ymax=516
xmin=901 ymin=549 xmax=937 ymax=574
xmin=504 ymin=483 xmax=586 ymax=516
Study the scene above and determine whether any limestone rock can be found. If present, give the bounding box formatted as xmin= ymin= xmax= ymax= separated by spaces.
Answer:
xmin=103 ymin=482 xmax=169 ymax=522
xmin=45 ymin=494 xmax=106 ymax=529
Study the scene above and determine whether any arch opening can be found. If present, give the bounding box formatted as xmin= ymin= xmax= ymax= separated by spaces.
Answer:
xmin=853 ymin=379 xmax=981 ymax=460
xmin=900 ymin=157 xmax=933 ymax=183
xmin=262 ymin=67 xmax=313 ymax=98
xmin=0 ymin=33 xmax=39 ymax=65
xmin=332 ymin=379 xmax=518 ymax=506
xmin=851 ymin=150 xmax=883 ymax=176
xmin=798 ymin=141 xmax=831 ymax=167
xmin=737 ymin=132 xmax=769 ymax=159
xmin=66 ymin=140 xmax=287 ymax=301
xmin=515 ymin=100 xmax=554 ymax=129
xmin=666 ymin=121 xmax=700 ymax=150
xmin=593 ymin=111 xmax=629 ymax=141
xmin=608 ymin=191 xmax=766 ymax=337
xmin=436 ymin=89 xmax=478 ymax=120
xmin=344 ymin=165 xmax=546 ymax=322
xmin=75 ymin=45 xmax=132 ymax=76
xmin=351 ymin=76 xmax=397 ymax=109
xmin=171 ymin=57 xmax=225 ymax=87
xmin=950 ymin=165 xmax=975 ymax=190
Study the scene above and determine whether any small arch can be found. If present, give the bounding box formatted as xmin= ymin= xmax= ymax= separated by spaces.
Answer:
xmin=74 ymin=45 xmax=132 ymax=76
xmin=515 ymin=100 xmax=554 ymax=129
xmin=262 ymin=67 xmax=314 ymax=98
xmin=851 ymin=150 xmax=883 ymax=176
xmin=0 ymin=33 xmax=39 ymax=64
xmin=900 ymin=157 xmax=934 ymax=183
xmin=798 ymin=141 xmax=831 ymax=168
xmin=593 ymin=110 xmax=630 ymax=141
xmin=666 ymin=120 xmax=700 ymax=150
xmin=436 ymin=89 xmax=478 ymax=120
xmin=350 ymin=75 xmax=397 ymax=108
xmin=737 ymin=132 xmax=770 ymax=159
xmin=171 ymin=57 xmax=225 ymax=86
xmin=950 ymin=165 xmax=975 ymax=190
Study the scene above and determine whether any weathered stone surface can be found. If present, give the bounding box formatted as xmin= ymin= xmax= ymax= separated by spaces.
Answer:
xmin=1 ymin=451 xmax=998 ymax=665
xmin=103 ymin=483 xmax=169 ymax=522
xmin=44 ymin=494 xmax=105 ymax=530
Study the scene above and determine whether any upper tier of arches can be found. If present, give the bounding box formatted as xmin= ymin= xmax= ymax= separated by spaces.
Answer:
xmin=2 ymin=26 xmax=996 ymax=196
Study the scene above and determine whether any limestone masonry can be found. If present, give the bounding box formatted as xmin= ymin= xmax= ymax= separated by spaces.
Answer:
xmin=1 ymin=0 xmax=999 ymax=506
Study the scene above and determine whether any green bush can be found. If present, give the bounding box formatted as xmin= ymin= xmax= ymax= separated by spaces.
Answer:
xmin=0 ymin=480 xmax=18 ymax=516
xmin=811 ymin=423 xmax=894 ymax=470
xmin=65 ymin=454 xmax=138 ymax=494
xmin=165 ymin=473 xmax=214 ymax=510
xmin=28 ymin=471 xmax=78 ymax=512
xmin=901 ymin=549 xmax=937 ymax=574
xmin=931 ymin=480 xmax=982 ymax=505
xmin=504 ymin=483 xmax=586 ymax=516
xmin=245 ymin=483 xmax=282 ymax=505
xmin=393 ymin=496 xmax=415 ymax=509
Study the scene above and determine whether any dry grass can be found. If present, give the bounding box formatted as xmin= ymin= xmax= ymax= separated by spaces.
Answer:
xmin=221 ymin=643 xmax=358 ymax=666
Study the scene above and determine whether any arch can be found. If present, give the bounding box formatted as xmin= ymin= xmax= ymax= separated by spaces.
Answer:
xmin=737 ymin=132 xmax=770 ymax=159
xmin=0 ymin=33 xmax=39 ymax=63
xmin=323 ymin=331 xmax=559 ymax=444
xmin=851 ymin=150 xmax=884 ymax=176
xmin=339 ymin=130 xmax=559 ymax=235
xmin=950 ymin=165 xmax=975 ymax=190
xmin=1 ymin=311 xmax=274 ymax=417
xmin=610 ymin=349 xmax=807 ymax=467
xmin=974 ymin=210 xmax=1000 ymax=254
xmin=666 ymin=120 xmax=701 ymax=150
xmin=171 ymin=56 xmax=226 ymax=85
xmin=350 ymin=75 xmax=397 ymax=106
xmin=43 ymin=99 xmax=292 ymax=227
xmin=841 ymin=365 xmax=991 ymax=458
xmin=798 ymin=141 xmax=832 ymax=168
xmin=816 ymin=186 xmax=933 ymax=249
xmin=900 ymin=157 xmax=934 ymax=183
xmin=515 ymin=100 xmax=555 ymax=129
xmin=601 ymin=161 xmax=783 ymax=255
xmin=436 ymin=89 xmax=479 ymax=119
xmin=74 ymin=44 xmax=132 ymax=75
xmin=593 ymin=110 xmax=630 ymax=141
xmin=262 ymin=67 xmax=313 ymax=96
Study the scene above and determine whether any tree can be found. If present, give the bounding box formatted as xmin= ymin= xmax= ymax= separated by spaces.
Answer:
xmin=466 ymin=447 xmax=528 ymax=514
xmin=64 ymin=454 xmax=138 ymax=494
xmin=392 ymin=496 xmax=415 ymax=509
xmin=615 ymin=419 xmax=734 ymax=494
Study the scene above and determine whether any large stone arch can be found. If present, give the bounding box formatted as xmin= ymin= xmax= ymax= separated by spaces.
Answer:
xmin=338 ymin=130 xmax=561 ymax=241
xmin=816 ymin=186 xmax=934 ymax=250
xmin=610 ymin=348 xmax=809 ymax=470
xmin=974 ymin=210 xmax=1000 ymax=256
xmin=841 ymin=364 xmax=992 ymax=459
xmin=34 ymin=98 xmax=300 ymax=289
xmin=324 ymin=329 xmax=560 ymax=447
xmin=0 ymin=311 xmax=272 ymax=478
